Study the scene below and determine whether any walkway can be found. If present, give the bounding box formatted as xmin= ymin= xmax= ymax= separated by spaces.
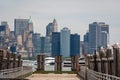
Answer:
xmin=26 ymin=74 xmax=79 ymax=80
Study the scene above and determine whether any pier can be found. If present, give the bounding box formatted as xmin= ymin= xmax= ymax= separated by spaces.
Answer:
xmin=1 ymin=43 xmax=120 ymax=80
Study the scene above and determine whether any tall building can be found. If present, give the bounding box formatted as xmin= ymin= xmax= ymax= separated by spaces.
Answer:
xmin=1 ymin=21 xmax=10 ymax=37
xmin=83 ymin=32 xmax=89 ymax=54
xmin=44 ymin=37 xmax=51 ymax=55
xmin=26 ymin=33 xmax=34 ymax=57
xmin=46 ymin=19 xmax=58 ymax=37
xmin=10 ymin=31 xmax=15 ymax=42
xmin=0 ymin=25 xmax=6 ymax=36
xmin=0 ymin=25 xmax=6 ymax=46
xmin=61 ymin=27 xmax=70 ymax=57
xmin=53 ymin=19 xmax=58 ymax=32
xmin=17 ymin=35 xmax=22 ymax=46
xmin=101 ymin=31 xmax=109 ymax=48
xmin=89 ymin=22 xmax=109 ymax=54
xmin=28 ymin=19 xmax=33 ymax=33
xmin=70 ymin=34 xmax=80 ymax=57
xmin=14 ymin=19 xmax=29 ymax=37
xmin=33 ymin=33 xmax=41 ymax=56
xmin=52 ymin=32 xmax=60 ymax=57
xmin=40 ymin=37 xmax=45 ymax=53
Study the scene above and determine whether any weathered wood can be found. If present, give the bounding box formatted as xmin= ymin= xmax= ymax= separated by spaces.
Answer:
xmin=55 ymin=55 xmax=62 ymax=71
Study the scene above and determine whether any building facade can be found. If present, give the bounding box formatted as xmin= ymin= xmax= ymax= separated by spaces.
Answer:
xmin=40 ymin=37 xmax=45 ymax=53
xmin=61 ymin=27 xmax=70 ymax=57
xmin=14 ymin=19 xmax=29 ymax=37
xmin=89 ymin=22 xmax=109 ymax=54
xmin=32 ymin=33 xmax=41 ymax=56
xmin=46 ymin=19 xmax=58 ymax=37
xmin=70 ymin=34 xmax=80 ymax=57
xmin=83 ymin=32 xmax=89 ymax=54
xmin=44 ymin=36 xmax=51 ymax=55
xmin=52 ymin=32 xmax=60 ymax=57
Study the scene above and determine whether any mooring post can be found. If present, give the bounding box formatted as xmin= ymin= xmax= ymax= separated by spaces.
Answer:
xmin=71 ymin=55 xmax=78 ymax=71
xmin=13 ymin=54 xmax=16 ymax=68
xmin=37 ymin=54 xmax=45 ymax=71
xmin=113 ymin=43 xmax=120 ymax=77
xmin=106 ymin=45 xmax=112 ymax=75
xmin=6 ymin=51 xmax=10 ymax=69
xmin=17 ymin=54 xmax=21 ymax=67
xmin=0 ymin=50 xmax=3 ymax=70
xmin=55 ymin=55 xmax=62 ymax=71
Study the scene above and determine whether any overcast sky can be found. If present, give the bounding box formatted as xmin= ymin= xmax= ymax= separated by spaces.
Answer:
xmin=0 ymin=0 xmax=120 ymax=44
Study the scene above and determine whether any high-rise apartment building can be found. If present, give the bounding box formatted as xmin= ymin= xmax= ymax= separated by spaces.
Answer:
xmin=70 ymin=34 xmax=80 ymax=57
xmin=61 ymin=27 xmax=70 ymax=57
xmin=52 ymin=32 xmax=60 ymax=57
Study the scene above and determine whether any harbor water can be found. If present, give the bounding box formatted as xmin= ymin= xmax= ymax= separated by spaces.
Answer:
xmin=23 ymin=60 xmax=71 ymax=72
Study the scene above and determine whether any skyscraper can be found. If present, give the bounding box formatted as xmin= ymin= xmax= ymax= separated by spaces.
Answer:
xmin=89 ymin=22 xmax=109 ymax=54
xmin=14 ymin=19 xmax=29 ymax=37
xmin=83 ymin=32 xmax=89 ymax=54
xmin=61 ymin=27 xmax=70 ymax=57
xmin=1 ymin=21 xmax=10 ymax=37
xmin=40 ymin=37 xmax=45 ymax=53
xmin=101 ymin=31 xmax=109 ymax=48
xmin=44 ymin=36 xmax=51 ymax=55
xmin=46 ymin=19 xmax=58 ymax=37
xmin=70 ymin=34 xmax=80 ymax=57
xmin=52 ymin=32 xmax=60 ymax=57
xmin=33 ymin=33 xmax=41 ymax=56
xmin=53 ymin=19 xmax=58 ymax=32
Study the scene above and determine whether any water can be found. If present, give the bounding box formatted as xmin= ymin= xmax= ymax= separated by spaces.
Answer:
xmin=23 ymin=60 xmax=71 ymax=72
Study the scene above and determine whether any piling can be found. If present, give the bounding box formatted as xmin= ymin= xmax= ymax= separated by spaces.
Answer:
xmin=113 ymin=43 xmax=120 ymax=77
xmin=71 ymin=56 xmax=78 ymax=71
xmin=13 ymin=54 xmax=17 ymax=68
xmin=55 ymin=55 xmax=62 ymax=71
xmin=6 ymin=51 xmax=10 ymax=69
xmin=37 ymin=54 xmax=45 ymax=71
xmin=0 ymin=50 xmax=3 ymax=70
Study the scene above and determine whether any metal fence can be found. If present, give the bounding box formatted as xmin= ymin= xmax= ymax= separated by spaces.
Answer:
xmin=78 ymin=66 xmax=120 ymax=80
xmin=0 ymin=66 xmax=32 ymax=79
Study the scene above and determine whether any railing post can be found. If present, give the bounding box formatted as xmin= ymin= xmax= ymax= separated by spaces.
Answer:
xmin=0 ymin=50 xmax=3 ymax=70
xmin=98 ymin=47 xmax=105 ymax=73
xmin=6 ymin=51 xmax=10 ymax=69
xmin=13 ymin=54 xmax=16 ymax=68
xmin=93 ymin=50 xmax=98 ymax=72
xmin=113 ymin=43 xmax=120 ymax=77
xmin=37 ymin=54 xmax=45 ymax=71
xmin=106 ymin=45 xmax=112 ymax=75
xmin=17 ymin=55 xmax=21 ymax=67
xmin=71 ymin=56 xmax=78 ymax=71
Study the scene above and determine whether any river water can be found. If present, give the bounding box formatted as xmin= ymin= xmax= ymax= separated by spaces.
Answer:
xmin=22 ymin=60 xmax=71 ymax=72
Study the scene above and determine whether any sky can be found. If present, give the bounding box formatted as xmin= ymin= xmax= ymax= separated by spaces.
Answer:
xmin=0 ymin=0 xmax=120 ymax=44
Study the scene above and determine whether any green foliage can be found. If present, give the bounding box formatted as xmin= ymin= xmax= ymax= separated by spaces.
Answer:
xmin=33 ymin=71 xmax=77 ymax=74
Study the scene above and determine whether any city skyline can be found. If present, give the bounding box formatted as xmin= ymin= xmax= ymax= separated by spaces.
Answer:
xmin=0 ymin=0 xmax=120 ymax=44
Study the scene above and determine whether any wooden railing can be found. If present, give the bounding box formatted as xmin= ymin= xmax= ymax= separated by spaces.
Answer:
xmin=78 ymin=66 xmax=120 ymax=80
xmin=0 ymin=66 xmax=32 ymax=79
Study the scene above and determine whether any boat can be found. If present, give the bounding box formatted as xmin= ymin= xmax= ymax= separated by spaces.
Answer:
xmin=45 ymin=57 xmax=55 ymax=65
xmin=63 ymin=58 xmax=71 ymax=67
xmin=63 ymin=57 xmax=85 ymax=67
xmin=78 ymin=57 xmax=85 ymax=66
